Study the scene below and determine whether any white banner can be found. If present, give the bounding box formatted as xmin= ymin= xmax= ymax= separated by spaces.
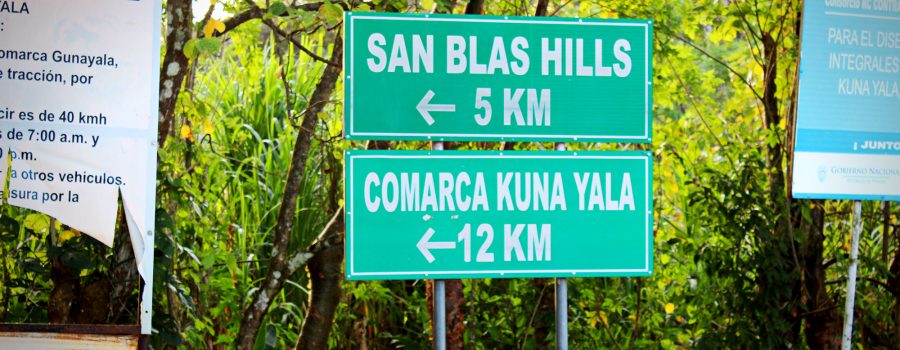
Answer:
xmin=0 ymin=0 xmax=160 ymax=312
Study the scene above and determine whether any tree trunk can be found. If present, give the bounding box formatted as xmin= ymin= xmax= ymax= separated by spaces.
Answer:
xmin=801 ymin=202 xmax=841 ymax=349
xmin=759 ymin=28 xmax=803 ymax=347
xmin=426 ymin=279 xmax=466 ymax=350
xmin=783 ymin=6 xmax=844 ymax=347
xmin=464 ymin=0 xmax=484 ymax=15
xmin=295 ymin=244 xmax=343 ymax=350
xmin=75 ymin=272 xmax=112 ymax=324
xmin=108 ymin=205 xmax=138 ymax=323
xmin=158 ymin=0 xmax=193 ymax=146
xmin=445 ymin=279 xmax=466 ymax=350
xmin=761 ymin=33 xmax=785 ymax=204
xmin=47 ymin=218 xmax=112 ymax=325
xmin=48 ymin=257 xmax=78 ymax=324
xmin=531 ymin=279 xmax=554 ymax=348
xmin=888 ymin=225 xmax=900 ymax=346
xmin=48 ymin=261 xmax=113 ymax=325
xmin=534 ymin=0 xmax=549 ymax=17
xmin=293 ymin=210 xmax=346 ymax=347
xmin=883 ymin=202 xmax=891 ymax=262
xmin=295 ymin=140 xmax=387 ymax=349
xmin=235 ymin=37 xmax=344 ymax=350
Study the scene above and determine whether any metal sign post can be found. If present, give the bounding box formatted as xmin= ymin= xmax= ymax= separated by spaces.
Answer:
xmin=431 ymin=141 xmax=447 ymax=350
xmin=556 ymin=278 xmax=568 ymax=350
xmin=841 ymin=201 xmax=863 ymax=349
xmin=434 ymin=279 xmax=447 ymax=350
xmin=553 ymin=142 xmax=568 ymax=350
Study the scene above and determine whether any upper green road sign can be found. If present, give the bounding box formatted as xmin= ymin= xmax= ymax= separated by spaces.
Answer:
xmin=343 ymin=12 xmax=653 ymax=142
xmin=345 ymin=150 xmax=654 ymax=280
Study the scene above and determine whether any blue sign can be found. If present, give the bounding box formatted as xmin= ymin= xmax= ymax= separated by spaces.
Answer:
xmin=793 ymin=0 xmax=900 ymax=200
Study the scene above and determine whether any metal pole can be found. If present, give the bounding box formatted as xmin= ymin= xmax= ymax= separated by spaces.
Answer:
xmin=554 ymin=142 xmax=568 ymax=350
xmin=556 ymin=278 xmax=568 ymax=350
xmin=841 ymin=200 xmax=863 ymax=350
xmin=434 ymin=280 xmax=446 ymax=350
xmin=431 ymin=140 xmax=446 ymax=350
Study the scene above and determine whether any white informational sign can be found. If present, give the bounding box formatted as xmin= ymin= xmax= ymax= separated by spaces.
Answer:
xmin=0 ymin=0 xmax=161 ymax=333
xmin=793 ymin=1 xmax=900 ymax=200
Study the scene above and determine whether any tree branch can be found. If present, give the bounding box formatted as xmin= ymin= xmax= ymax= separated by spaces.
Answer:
xmin=534 ymin=0 xmax=549 ymax=17
xmin=216 ymin=0 xmax=367 ymax=38
xmin=549 ymin=0 xmax=578 ymax=17
xmin=286 ymin=208 xmax=345 ymax=278
xmin=235 ymin=34 xmax=343 ymax=350
xmin=217 ymin=6 xmax=264 ymax=36
xmin=736 ymin=9 xmax=765 ymax=69
xmin=262 ymin=19 xmax=342 ymax=68
xmin=661 ymin=53 xmax=737 ymax=168
xmin=664 ymin=31 xmax=764 ymax=102
xmin=828 ymin=277 xmax=899 ymax=297
xmin=628 ymin=279 xmax=643 ymax=350
xmin=464 ymin=0 xmax=485 ymax=15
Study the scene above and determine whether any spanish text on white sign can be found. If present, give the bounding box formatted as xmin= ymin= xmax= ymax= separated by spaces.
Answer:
xmin=0 ymin=0 xmax=161 ymax=333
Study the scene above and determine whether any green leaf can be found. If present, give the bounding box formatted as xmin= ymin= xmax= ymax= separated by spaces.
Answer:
xmin=202 ymin=253 xmax=216 ymax=269
xmin=268 ymin=1 xmax=289 ymax=16
xmin=23 ymin=213 xmax=50 ymax=234
xmin=225 ymin=254 xmax=238 ymax=273
xmin=196 ymin=37 xmax=222 ymax=54
xmin=319 ymin=2 xmax=343 ymax=26
xmin=0 ymin=215 xmax=20 ymax=238
xmin=184 ymin=38 xmax=199 ymax=58
xmin=299 ymin=11 xmax=317 ymax=27
xmin=800 ymin=204 xmax=812 ymax=224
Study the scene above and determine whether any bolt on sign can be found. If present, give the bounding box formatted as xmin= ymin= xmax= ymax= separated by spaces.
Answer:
xmin=344 ymin=151 xmax=654 ymax=280
xmin=343 ymin=12 xmax=653 ymax=142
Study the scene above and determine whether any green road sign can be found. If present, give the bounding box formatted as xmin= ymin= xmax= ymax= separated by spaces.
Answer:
xmin=343 ymin=12 xmax=653 ymax=142
xmin=345 ymin=150 xmax=653 ymax=280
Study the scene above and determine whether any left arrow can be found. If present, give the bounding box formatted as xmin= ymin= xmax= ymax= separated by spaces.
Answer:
xmin=417 ymin=228 xmax=456 ymax=263
xmin=417 ymin=90 xmax=457 ymax=126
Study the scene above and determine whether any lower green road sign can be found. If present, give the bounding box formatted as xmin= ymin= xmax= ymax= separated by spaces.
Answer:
xmin=345 ymin=150 xmax=653 ymax=280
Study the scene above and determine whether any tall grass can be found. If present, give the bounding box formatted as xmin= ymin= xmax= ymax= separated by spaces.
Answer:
xmin=155 ymin=28 xmax=335 ymax=348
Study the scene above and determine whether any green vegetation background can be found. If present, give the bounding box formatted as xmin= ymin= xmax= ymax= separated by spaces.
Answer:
xmin=0 ymin=0 xmax=897 ymax=349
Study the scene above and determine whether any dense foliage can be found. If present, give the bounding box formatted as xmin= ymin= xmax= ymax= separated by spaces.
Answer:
xmin=0 ymin=0 xmax=897 ymax=349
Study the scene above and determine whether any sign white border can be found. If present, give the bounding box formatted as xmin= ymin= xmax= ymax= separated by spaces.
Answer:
xmin=344 ymin=14 xmax=653 ymax=142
